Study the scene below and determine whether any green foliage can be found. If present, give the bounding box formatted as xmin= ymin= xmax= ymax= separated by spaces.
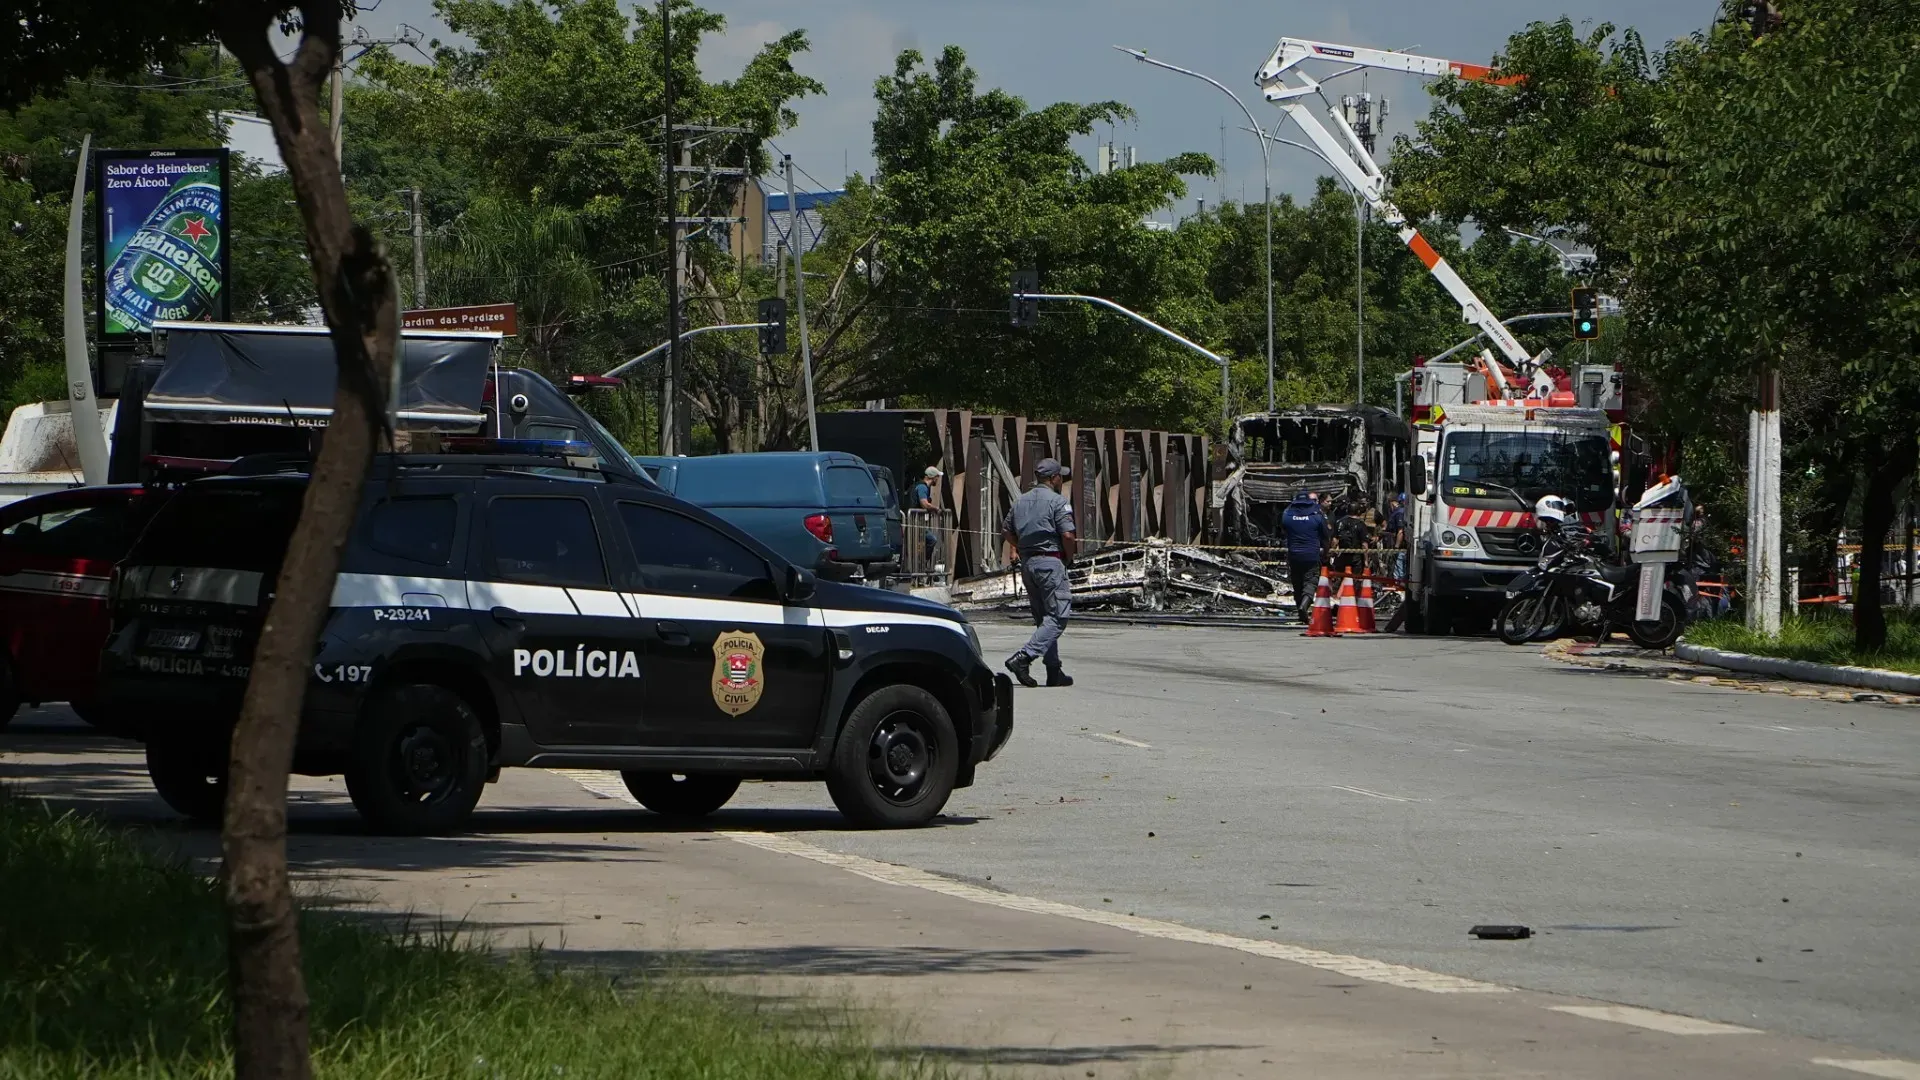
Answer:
xmin=0 ymin=791 xmax=955 ymax=1078
xmin=863 ymin=45 xmax=1221 ymax=429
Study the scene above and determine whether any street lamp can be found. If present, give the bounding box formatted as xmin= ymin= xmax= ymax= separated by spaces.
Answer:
xmin=1244 ymin=128 xmax=1367 ymax=406
xmin=1503 ymin=227 xmax=1597 ymax=275
xmin=1115 ymin=47 xmax=1275 ymax=415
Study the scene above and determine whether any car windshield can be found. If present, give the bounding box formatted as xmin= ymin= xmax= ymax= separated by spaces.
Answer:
xmin=1441 ymin=431 xmax=1613 ymax=512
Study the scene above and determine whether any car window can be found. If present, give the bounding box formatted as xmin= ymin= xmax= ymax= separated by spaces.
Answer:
xmin=617 ymin=501 xmax=777 ymax=601
xmin=825 ymin=465 xmax=884 ymax=508
xmin=127 ymin=483 xmax=305 ymax=571
xmin=485 ymin=496 xmax=606 ymax=588
xmin=525 ymin=422 xmax=579 ymax=443
xmin=869 ymin=470 xmax=900 ymax=510
xmin=366 ymin=497 xmax=458 ymax=567
xmin=0 ymin=501 xmax=131 ymax=561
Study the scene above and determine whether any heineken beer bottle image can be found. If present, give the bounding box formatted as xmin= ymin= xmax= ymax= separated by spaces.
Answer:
xmin=101 ymin=161 xmax=225 ymax=334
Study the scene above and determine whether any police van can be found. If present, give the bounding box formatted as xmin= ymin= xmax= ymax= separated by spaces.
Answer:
xmin=99 ymin=441 xmax=1013 ymax=833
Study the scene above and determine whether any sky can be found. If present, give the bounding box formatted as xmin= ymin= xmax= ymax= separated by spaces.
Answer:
xmin=336 ymin=0 xmax=1722 ymax=211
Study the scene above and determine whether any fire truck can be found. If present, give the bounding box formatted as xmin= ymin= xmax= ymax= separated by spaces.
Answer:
xmin=1254 ymin=36 xmax=1632 ymax=633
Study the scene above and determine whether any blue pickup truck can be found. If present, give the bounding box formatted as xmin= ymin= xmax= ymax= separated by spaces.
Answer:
xmin=637 ymin=452 xmax=901 ymax=583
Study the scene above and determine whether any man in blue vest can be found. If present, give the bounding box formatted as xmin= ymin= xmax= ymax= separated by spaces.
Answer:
xmin=1282 ymin=491 xmax=1332 ymax=623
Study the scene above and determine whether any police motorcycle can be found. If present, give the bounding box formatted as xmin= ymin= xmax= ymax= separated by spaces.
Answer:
xmin=1496 ymin=494 xmax=1688 ymax=648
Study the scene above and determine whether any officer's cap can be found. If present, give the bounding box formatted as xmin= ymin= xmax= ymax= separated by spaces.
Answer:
xmin=1035 ymin=458 xmax=1070 ymax=479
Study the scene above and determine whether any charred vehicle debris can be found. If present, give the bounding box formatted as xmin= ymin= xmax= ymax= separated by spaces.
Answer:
xmin=1214 ymin=406 xmax=1411 ymax=547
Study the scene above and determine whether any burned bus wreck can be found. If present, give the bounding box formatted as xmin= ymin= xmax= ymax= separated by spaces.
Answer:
xmin=1215 ymin=406 xmax=1411 ymax=546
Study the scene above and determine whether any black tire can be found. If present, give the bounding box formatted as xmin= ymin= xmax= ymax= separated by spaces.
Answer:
xmin=825 ymin=684 xmax=959 ymax=829
xmin=146 ymin=731 xmax=227 ymax=825
xmin=1628 ymin=593 xmax=1687 ymax=650
xmin=1421 ymin=596 xmax=1455 ymax=636
xmin=620 ymin=771 xmax=740 ymax=819
xmin=1497 ymin=596 xmax=1547 ymax=646
xmin=345 ymin=683 xmax=490 ymax=836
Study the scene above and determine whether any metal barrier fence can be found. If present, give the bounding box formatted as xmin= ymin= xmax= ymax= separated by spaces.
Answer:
xmin=901 ymin=508 xmax=959 ymax=584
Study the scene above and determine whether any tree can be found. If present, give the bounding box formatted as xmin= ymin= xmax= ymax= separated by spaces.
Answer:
xmin=350 ymin=0 xmax=822 ymax=451
xmin=851 ymin=46 xmax=1220 ymax=430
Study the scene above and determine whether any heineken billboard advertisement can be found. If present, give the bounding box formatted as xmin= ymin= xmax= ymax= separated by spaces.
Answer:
xmin=95 ymin=148 xmax=230 ymax=339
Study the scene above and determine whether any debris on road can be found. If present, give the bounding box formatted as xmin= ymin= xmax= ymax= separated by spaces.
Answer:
xmin=1470 ymin=924 xmax=1533 ymax=940
xmin=949 ymin=539 xmax=1294 ymax=617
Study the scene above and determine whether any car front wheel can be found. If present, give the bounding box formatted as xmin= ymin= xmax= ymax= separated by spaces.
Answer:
xmin=826 ymin=684 xmax=959 ymax=829
xmin=345 ymin=684 xmax=489 ymax=835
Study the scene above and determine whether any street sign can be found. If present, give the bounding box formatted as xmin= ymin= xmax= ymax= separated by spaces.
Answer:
xmin=402 ymin=302 xmax=517 ymax=336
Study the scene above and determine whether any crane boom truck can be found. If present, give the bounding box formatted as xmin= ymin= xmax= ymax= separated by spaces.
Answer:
xmin=1254 ymin=38 xmax=1629 ymax=634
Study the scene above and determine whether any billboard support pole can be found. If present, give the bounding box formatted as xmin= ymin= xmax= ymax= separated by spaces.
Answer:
xmin=64 ymin=134 xmax=108 ymax=486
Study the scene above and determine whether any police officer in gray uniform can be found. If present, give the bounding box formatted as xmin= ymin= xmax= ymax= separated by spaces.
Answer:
xmin=1002 ymin=457 xmax=1077 ymax=687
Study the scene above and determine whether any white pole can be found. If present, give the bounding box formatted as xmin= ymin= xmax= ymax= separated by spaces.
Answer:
xmin=1747 ymin=369 xmax=1782 ymax=635
xmin=785 ymin=155 xmax=820 ymax=451
xmin=330 ymin=61 xmax=344 ymax=172
xmin=64 ymin=134 xmax=108 ymax=486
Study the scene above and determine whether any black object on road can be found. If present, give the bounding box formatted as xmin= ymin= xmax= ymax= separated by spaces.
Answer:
xmin=1470 ymin=924 xmax=1533 ymax=940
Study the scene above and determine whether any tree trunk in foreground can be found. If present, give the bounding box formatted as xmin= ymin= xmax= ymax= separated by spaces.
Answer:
xmin=216 ymin=2 xmax=399 ymax=1076
xmin=1854 ymin=433 xmax=1918 ymax=653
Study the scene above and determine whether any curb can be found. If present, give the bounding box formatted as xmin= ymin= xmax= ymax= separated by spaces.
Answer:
xmin=1673 ymin=642 xmax=1920 ymax=696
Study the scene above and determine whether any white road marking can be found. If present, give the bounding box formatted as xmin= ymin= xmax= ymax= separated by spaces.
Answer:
xmin=723 ymin=830 xmax=1509 ymax=995
xmin=1812 ymin=1061 xmax=1920 ymax=1080
xmin=1547 ymin=1005 xmax=1760 ymax=1035
xmin=553 ymin=768 xmax=1502 ymax=995
xmin=1330 ymin=784 xmax=1421 ymax=803
xmin=1088 ymin=732 xmax=1153 ymax=749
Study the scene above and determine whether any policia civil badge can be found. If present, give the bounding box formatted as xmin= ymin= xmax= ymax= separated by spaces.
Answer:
xmin=711 ymin=630 xmax=766 ymax=716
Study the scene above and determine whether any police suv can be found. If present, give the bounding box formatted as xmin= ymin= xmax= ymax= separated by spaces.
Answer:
xmin=99 ymin=441 xmax=1012 ymax=833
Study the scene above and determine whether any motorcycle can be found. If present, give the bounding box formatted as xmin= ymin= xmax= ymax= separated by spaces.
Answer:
xmin=1497 ymin=525 xmax=1687 ymax=648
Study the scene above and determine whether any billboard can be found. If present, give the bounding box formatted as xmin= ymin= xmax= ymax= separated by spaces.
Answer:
xmin=95 ymin=148 xmax=230 ymax=340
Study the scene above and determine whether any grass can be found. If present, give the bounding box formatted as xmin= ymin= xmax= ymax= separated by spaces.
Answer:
xmin=1682 ymin=607 xmax=1920 ymax=676
xmin=0 ymin=792 xmax=953 ymax=1080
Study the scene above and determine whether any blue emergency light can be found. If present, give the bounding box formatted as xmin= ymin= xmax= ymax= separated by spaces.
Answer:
xmin=441 ymin=437 xmax=598 ymax=458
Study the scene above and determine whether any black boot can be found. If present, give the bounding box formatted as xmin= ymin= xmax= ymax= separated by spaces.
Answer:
xmin=1045 ymin=668 xmax=1074 ymax=688
xmin=1004 ymin=655 xmax=1038 ymax=687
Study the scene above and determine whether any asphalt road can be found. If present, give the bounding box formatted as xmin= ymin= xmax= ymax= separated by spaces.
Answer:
xmin=719 ymin=622 xmax=1920 ymax=1060
xmin=4 ymin=624 xmax=1915 ymax=1076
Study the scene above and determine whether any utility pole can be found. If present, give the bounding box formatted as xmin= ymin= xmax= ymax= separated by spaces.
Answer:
xmin=784 ymin=155 xmax=819 ymax=452
xmin=1356 ymin=202 xmax=1365 ymax=405
xmin=409 ymin=188 xmax=427 ymax=309
xmin=1748 ymin=367 xmax=1783 ymax=634
xmin=659 ymin=0 xmax=680 ymax=457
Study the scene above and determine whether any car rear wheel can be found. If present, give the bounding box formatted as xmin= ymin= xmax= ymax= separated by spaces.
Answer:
xmin=826 ymin=684 xmax=958 ymax=829
xmin=345 ymin=684 xmax=489 ymax=836
xmin=620 ymin=772 xmax=740 ymax=819
xmin=146 ymin=731 xmax=227 ymax=825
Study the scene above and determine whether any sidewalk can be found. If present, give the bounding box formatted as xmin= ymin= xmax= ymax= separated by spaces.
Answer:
xmin=3 ymin=717 xmax=1913 ymax=1079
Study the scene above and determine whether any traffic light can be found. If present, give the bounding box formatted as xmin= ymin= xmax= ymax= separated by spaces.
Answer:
xmin=757 ymin=297 xmax=787 ymax=355
xmin=1010 ymin=268 xmax=1039 ymax=328
xmin=1571 ymin=286 xmax=1600 ymax=340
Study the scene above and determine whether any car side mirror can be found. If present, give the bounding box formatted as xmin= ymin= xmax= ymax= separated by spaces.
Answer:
xmin=784 ymin=565 xmax=816 ymax=603
xmin=1406 ymin=458 xmax=1427 ymax=497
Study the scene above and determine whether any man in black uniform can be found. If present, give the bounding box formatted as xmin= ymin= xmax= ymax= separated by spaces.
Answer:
xmin=1002 ymin=458 xmax=1077 ymax=688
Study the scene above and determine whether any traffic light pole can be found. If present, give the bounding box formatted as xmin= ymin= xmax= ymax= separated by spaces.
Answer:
xmin=1016 ymin=290 xmax=1232 ymax=433
xmin=603 ymin=322 xmax=777 ymax=380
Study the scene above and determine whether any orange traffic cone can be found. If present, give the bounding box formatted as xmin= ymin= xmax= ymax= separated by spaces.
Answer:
xmin=1352 ymin=573 xmax=1379 ymax=634
xmin=1306 ymin=569 xmax=1337 ymax=637
xmin=1333 ymin=572 xmax=1365 ymax=634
